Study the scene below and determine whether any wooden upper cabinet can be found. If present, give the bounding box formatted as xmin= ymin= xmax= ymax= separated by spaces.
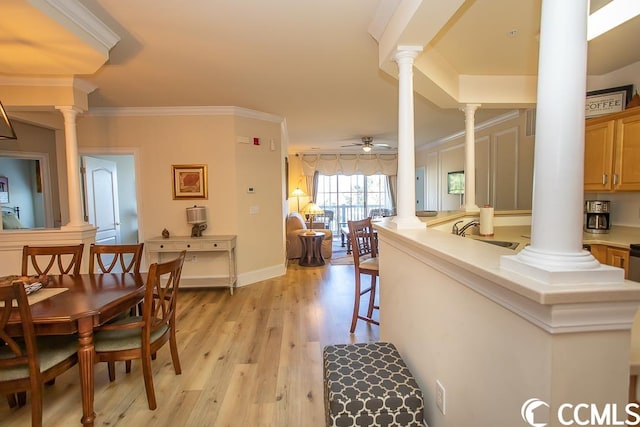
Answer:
xmin=584 ymin=106 xmax=640 ymax=192
xmin=614 ymin=112 xmax=640 ymax=190
xmin=584 ymin=120 xmax=615 ymax=191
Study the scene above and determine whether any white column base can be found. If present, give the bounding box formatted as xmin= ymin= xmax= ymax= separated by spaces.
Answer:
xmin=501 ymin=246 xmax=624 ymax=285
xmin=390 ymin=215 xmax=425 ymax=230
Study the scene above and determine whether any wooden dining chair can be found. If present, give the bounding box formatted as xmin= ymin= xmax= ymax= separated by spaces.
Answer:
xmin=89 ymin=243 xmax=145 ymax=380
xmin=21 ymin=244 xmax=85 ymax=276
xmin=347 ymin=217 xmax=380 ymax=333
xmin=88 ymin=243 xmax=144 ymax=274
xmin=0 ymin=281 xmax=79 ymax=427
xmin=93 ymin=251 xmax=186 ymax=410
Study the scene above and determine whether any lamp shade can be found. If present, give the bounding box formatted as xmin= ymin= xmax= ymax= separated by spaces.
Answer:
xmin=186 ymin=206 xmax=207 ymax=224
xmin=302 ymin=202 xmax=324 ymax=216
xmin=291 ymin=187 xmax=306 ymax=197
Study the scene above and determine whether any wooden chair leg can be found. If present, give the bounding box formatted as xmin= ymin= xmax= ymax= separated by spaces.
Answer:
xmin=6 ymin=394 xmax=17 ymax=408
xmin=367 ymin=275 xmax=377 ymax=318
xmin=16 ymin=391 xmax=26 ymax=407
xmin=125 ymin=360 xmax=132 ymax=374
xmin=107 ymin=361 xmax=116 ymax=382
xmin=350 ymin=274 xmax=362 ymax=333
xmin=30 ymin=383 xmax=43 ymax=427
xmin=141 ymin=351 xmax=157 ymax=410
xmin=169 ymin=327 xmax=182 ymax=375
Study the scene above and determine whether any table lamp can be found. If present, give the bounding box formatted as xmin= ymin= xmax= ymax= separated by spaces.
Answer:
xmin=302 ymin=202 xmax=324 ymax=235
xmin=186 ymin=205 xmax=207 ymax=237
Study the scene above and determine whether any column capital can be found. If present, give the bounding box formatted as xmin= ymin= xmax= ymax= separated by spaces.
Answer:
xmin=55 ymin=106 xmax=85 ymax=121
xmin=393 ymin=46 xmax=423 ymax=63
xmin=460 ymin=103 xmax=482 ymax=115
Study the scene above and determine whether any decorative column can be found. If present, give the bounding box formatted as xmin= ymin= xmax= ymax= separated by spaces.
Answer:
xmin=462 ymin=104 xmax=481 ymax=212
xmin=501 ymin=0 xmax=621 ymax=284
xmin=56 ymin=106 xmax=90 ymax=229
xmin=391 ymin=46 xmax=424 ymax=230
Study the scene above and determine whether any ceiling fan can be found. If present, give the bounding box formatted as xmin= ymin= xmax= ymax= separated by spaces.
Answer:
xmin=342 ymin=136 xmax=392 ymax=152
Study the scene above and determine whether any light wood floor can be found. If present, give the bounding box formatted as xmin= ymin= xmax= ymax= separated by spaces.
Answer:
xmin=1 ymin=262 xmax=379 ymax=426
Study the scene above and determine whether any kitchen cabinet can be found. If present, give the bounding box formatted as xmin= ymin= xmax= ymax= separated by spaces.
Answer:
xmin=590 ymin=243 xmax=629 ymax=279
xmin=584 ymin=106 xmax=640 ymax=192
xmin=607 ymin=247 xmax=630 ymax=279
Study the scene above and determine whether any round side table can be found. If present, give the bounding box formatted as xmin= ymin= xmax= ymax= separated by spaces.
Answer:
xmin=298 ymin=232 xmax=325 ymax=267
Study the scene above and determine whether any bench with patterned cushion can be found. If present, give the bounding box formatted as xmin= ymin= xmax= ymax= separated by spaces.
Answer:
xmin=323 ymin=342 xmax=424 ymax=426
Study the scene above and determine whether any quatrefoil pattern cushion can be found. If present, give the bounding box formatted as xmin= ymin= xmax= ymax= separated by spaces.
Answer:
xmin=323 ymin=342 xmax=424 ymax=427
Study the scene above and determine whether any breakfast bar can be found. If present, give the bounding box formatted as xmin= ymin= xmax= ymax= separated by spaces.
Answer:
xmin=374 ymin=213 xmax=640 ymax=426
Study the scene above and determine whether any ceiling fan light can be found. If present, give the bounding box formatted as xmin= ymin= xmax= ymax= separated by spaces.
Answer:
xmin=362 ymin=145 xmax=372 ymax=152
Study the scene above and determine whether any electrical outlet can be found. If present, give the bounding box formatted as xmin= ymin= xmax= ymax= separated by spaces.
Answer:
xmin=436 ymin=380 xmax=446 ymax=415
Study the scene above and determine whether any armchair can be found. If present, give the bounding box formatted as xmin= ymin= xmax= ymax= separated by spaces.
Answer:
xmin=286 ymin=212 xmax=333 ymax=259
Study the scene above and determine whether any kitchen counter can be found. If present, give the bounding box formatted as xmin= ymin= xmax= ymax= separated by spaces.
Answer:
xmin=418 ymin=210 xmax=640 ymax=251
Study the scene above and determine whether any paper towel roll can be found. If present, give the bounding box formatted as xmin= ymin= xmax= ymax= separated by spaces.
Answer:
xmin=479 ymin=206 xmax=494 ymax=236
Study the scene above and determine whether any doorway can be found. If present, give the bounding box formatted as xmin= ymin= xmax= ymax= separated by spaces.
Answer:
xmin=80 ymin=153 xmax=140 ymax=245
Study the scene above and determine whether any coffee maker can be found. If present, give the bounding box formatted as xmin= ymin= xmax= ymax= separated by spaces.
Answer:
xmin=584 ymin=200 xmax=610 ymax=234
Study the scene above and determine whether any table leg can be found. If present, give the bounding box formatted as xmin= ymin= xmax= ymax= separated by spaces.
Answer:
xmin=77 ymin=317 xmax=96 ymax=426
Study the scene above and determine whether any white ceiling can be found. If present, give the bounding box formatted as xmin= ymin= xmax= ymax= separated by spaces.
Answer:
xmin=1 ymin=0 xmax=638 ymax=153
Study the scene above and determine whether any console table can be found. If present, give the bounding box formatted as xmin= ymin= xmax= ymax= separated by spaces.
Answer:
xmin=146 ymin=235 xmax=237 ymax=294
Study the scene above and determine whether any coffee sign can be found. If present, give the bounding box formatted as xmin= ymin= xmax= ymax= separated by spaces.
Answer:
xmin=585 ymin=85 xmax=633 ymax=118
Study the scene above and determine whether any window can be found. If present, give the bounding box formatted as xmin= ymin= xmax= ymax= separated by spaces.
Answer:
xmin=315 ymin=173 xmax=392 ymax=234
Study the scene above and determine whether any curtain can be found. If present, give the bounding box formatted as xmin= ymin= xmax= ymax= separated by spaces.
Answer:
xmin=301 ymin=154 xmax=399 ymax=209
xmin=387 ymin=175 xmax=397 ymax=213
xmin=300 ymin=154 xmax=398 ymax=176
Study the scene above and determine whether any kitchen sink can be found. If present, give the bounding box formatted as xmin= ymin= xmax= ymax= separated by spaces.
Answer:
xmin=475 ymin=239 xmax=519 ymax=250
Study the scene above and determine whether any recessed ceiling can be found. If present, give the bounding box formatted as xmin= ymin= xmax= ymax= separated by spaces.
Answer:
xmin=0 ymin=0 xmax=638 ymax=153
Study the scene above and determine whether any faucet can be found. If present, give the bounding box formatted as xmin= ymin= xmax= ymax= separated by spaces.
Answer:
xmin=451 ymin=219 xmax=480 ymax=237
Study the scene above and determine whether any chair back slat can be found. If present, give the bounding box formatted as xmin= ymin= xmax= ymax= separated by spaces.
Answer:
xmin=21 ymin=244 xmax=84 ymax=276
xmin=142 ymin=251 xmax=186 ymax=337
xmin=89 ymin=243 xmax=144 ymax=273
xmin=348 ymin=217 xmax=377 ymax=266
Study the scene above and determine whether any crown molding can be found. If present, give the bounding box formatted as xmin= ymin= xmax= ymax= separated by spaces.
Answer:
xmin=0 ymin=76 xmax=97 ymax=94
xmin=30 ymin=0 xmax=120 ymax=54
xmin=418 ymin=109 xmax=521 ymax=152
xmin=85 ymin=106 xmax=283 ymax=123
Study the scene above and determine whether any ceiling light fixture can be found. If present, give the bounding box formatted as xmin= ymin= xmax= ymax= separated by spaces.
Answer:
xmin=362 ymin=144 xmax=372 ymax=152
xmin=0 ymin=100 xmax=17 ymax=140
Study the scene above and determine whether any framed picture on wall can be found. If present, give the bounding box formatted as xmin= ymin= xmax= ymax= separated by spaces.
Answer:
xmin=172 ymin=164 xmax=208 ymax=200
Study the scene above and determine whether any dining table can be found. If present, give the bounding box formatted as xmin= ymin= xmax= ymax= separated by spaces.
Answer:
xmin=5 ymin=272 xmax=146 ymax=426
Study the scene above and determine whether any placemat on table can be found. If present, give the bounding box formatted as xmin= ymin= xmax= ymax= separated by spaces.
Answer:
xmin=0 ymin=287 xmax=68 ymax=307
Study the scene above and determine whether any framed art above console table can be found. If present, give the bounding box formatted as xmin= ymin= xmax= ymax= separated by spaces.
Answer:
xmin=146 ymin=235 xmax=237 ymax=294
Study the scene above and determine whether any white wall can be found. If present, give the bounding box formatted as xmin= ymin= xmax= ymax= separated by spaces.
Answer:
xmin=76 ymin=111 xmax=286 ymax=285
